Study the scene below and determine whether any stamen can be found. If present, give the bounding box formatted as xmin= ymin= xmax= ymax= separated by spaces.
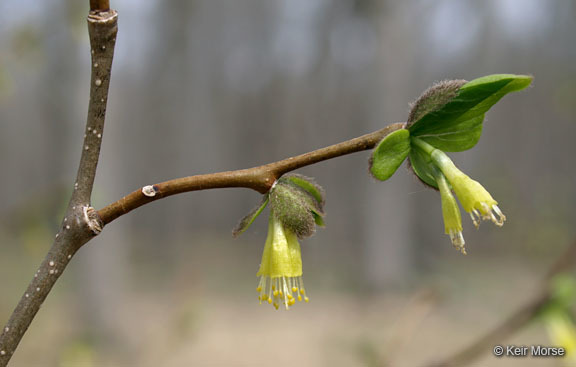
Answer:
xmin=257 ymin=275 xmax=309 ymax=309
xmin=470 ymin=203 xmax=507 ymax=227
xmin=282 ymin=276 xmax=289 ymax=310
xmin=492 ymin=205 xmax=506 ymax=226
xmin=488 ymin=211 xmax=497 ymax=223
xmin=268 ymin=279 xmax=273 ymax=303
xmin=257 ymin=277 xmax=268 ymax=304
xmin=449 ymin=230 xmax=466 ymax=255
xmin=470 ymin=210 xmax=480 ymax=229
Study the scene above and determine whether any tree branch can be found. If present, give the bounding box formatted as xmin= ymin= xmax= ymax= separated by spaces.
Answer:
xmin=0 ymin=10 xmax=117 ymax=366
xmin=72 ymin=10 xmax=117 ymax=207
xmin=97 ymin=122 xmax=405 ymax=225
xmin=426 ymin=240 xmax=576 ymax=367
xmin=90 ymin=0 xmax=110 ymax=12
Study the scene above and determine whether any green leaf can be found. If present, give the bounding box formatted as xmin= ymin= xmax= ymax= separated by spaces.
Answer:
xmin=312 ymin=212 xmax=325 ymax=227
xmin=408 ymin=144 xmax=438 ymax=189
xmin=370 ymin=129 xmax=411 ymax=181
xmin=415 ymin=114 xmax=484 ymax=152
xmin=282 ymin=174 xmax=325 ymax=208
xmin=409 ymin=74 xmax=533 ymax=152
xmin=232 ymin=195 xmax=269 ymax=237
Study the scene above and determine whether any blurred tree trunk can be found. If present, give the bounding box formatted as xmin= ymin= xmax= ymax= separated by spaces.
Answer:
xmin=361 ymin=1 xmax=419 ymax=288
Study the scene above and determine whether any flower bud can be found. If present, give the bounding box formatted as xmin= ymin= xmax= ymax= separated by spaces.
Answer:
xmin=269 ymin=181 xmax=317 ymax=239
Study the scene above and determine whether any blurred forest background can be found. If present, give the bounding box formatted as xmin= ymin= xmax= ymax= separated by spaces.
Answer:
xmin=1 ymin=0 xmax=575 ymax=366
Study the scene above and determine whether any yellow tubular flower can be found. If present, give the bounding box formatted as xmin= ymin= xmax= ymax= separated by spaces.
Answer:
xmin=235 ymin=175 xmax=323 ymax=309
xmin=434 ymin=169 xmax=466 ymax=254
xmin=256 ymin=212 xmax=309 ymax=310
xmin=431 ymin=150 xmax=506 ymax=229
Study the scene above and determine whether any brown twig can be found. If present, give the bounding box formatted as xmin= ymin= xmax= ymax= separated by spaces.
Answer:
xmin=426 ymin=240 xmax=576 ymax=367
xmin=96 ymin=123 xmax=403 ymax=225
xmin=0 ymin=10 xmax=117 ymax=366
xmin=90 ymin=0 xmax=110 ymax=12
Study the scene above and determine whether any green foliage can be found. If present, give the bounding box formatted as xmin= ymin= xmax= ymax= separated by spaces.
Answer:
xmin=408 ymin=143 xmax=439 ymax=188
xmin=407 ymin=79 xmax=467 ymax=125
xmin=369 ymin=129 xmax=411 ymax=181
xmin=408 ymin=74 xmax=533 ymax=152
xmin=233 ymin=195 xmax=269 ymax=237
xmin=403 ymin=74 xmax=533 ymax=186
xmin=282 ymin=174 xmax=326 ymax=209
xmin=370 ymin=74 xmax=532 ymax=187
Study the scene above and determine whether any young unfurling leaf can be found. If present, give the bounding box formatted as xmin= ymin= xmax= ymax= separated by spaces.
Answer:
xmin=408 ymin=74 xmax=532 ymax=152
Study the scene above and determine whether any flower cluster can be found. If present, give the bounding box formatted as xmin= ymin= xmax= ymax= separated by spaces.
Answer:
xmin=429 ymin=147 xmax=506 ymax=254
xmin=369 ymin=74 xmax=532 ymax=253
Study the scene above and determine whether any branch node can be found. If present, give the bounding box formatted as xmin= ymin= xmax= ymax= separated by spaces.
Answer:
xmin=83 ymin=206 xmax=104 ymax=235
xmin=142 ymin=185 xmax=157 ymax=197
xmin=87 ymin=9 xmax=117 ymax=24
xmin=270 ymin=180 xmax=278 ymax=190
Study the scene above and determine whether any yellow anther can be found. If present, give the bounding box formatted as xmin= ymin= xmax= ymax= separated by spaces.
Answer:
xmin=256 ymin=286 xmax=262 ymax=292
xmin=272 ymin=285 xmax=276 ymax=291
xmin=274 ymin=303 xmax=279 ymax=310
xmin=304 ymin=297 xmax=309 ymax=303
xmin=292 ymin=287 xmax=298 ymax=293
xmin=289 ymin=299 xmax=296 ymax=306
xmin=298 ymin=295 xmax=302 ymax=302
xmin=279 ymin=291 xmax=284 ymax=297
xmin=267 ymin=297 xmax=272 ymax=304
xmin=287 ymin=294 xmax=294 ymax=300
xmin=273 ymin=290 xmax=279 ymax=297
xmin=300 ymin=289 xmax=305 ymax=295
